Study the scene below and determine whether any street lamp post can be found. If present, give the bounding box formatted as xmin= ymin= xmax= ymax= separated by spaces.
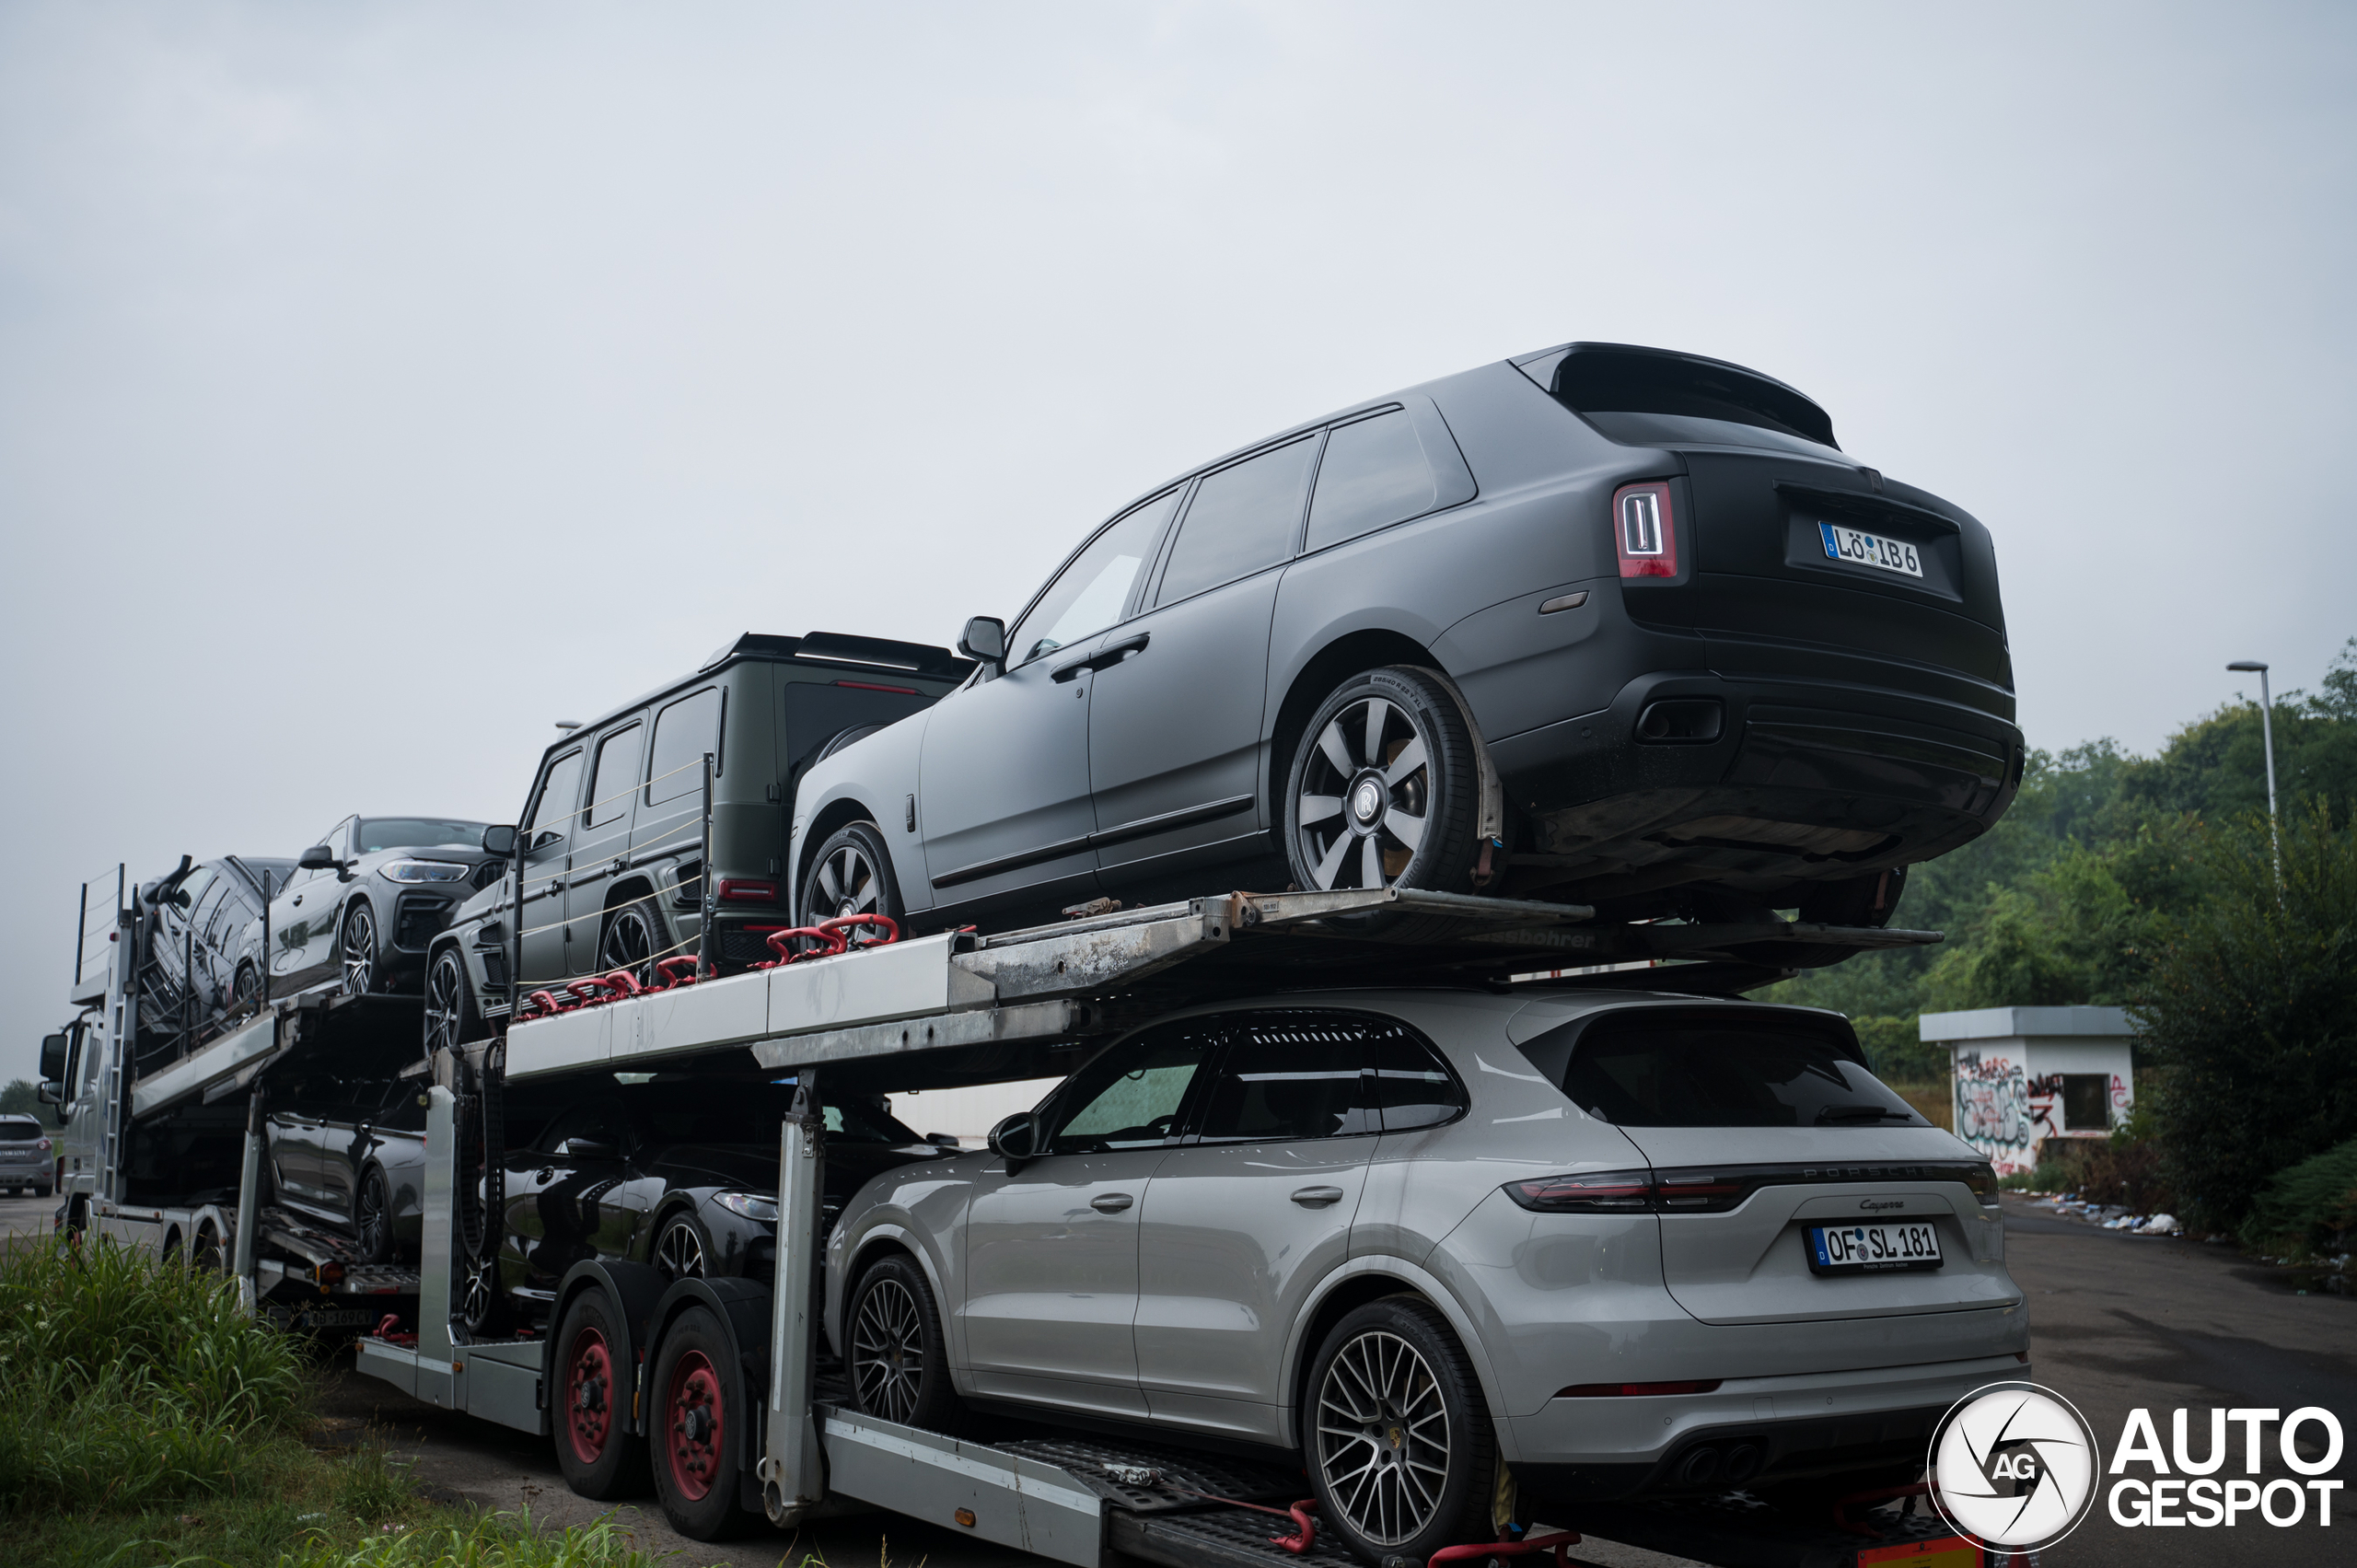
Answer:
xmin=2226 ymin=659 xmax=2281 ymax=880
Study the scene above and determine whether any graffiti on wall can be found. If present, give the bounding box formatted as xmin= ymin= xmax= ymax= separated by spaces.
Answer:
xmin=1954 ymin=1051 xmax=2133 ymax=1177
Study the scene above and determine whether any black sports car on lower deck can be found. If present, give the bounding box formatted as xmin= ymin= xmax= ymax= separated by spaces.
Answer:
xmin=473 ymin=1077 xmax=947 ymax=1330
xmin=792 ymin=341 xmax=2021 ymax=940
xmin=264 ymin=1073 xmax=429 ymax=1263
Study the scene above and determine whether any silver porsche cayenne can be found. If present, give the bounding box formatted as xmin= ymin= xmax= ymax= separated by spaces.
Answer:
xmin=824 ymin=989 xmax=2025 ymax=1562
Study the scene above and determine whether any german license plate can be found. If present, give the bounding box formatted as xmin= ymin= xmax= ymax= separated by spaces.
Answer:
xmin=1807 ymin=1221 xmax=1943 ymax=1273
xmin=1818 ymin=521 xmax=1922 ymax=578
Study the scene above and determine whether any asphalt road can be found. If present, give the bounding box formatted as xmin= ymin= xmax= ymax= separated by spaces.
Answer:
xmin=19 ymin=1186 xmax=2349 ymax=1567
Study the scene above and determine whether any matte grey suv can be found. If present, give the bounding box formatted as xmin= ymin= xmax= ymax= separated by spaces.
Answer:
xmin=826 ymin=991 xmax=2020 ymax=1563
xmin=793 ymin=342 xmax=2021 ymax=940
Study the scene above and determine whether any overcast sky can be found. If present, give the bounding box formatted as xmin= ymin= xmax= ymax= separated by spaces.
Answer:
xmin=4 ymin=2 xmax=2351 ymax=1075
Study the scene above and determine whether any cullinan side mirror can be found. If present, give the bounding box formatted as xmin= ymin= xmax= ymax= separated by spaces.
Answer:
xmin=986 ymin=1111 xmax=1038 ymax=1167
xmin=957 ymin=616 xmax=1007 ymax=668
xmin=297 ymin=844 xmax=339 ymax=872
xmin=481 ymin=824 xmax=517 ymax=856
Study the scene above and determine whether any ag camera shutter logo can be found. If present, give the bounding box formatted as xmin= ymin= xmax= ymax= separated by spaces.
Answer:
xmin=1928 ymin=1381 xmax=2102 ymax=1551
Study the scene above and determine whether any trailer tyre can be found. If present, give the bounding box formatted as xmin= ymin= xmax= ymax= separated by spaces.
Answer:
xmin=553 ymin=1291 xmax=646 ymax=1500
xmin=846 ymin=1253 xmax=963 ymax=1434
xmin=650 ymin=1305 xmax=757 ymax=1539
xmin=1304 ymin=1297 xmax=1498 ymax=1566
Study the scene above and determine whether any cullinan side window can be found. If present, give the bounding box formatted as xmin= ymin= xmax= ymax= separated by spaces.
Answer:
xmin=1154 ymin=436 xmax=1321 ymax=606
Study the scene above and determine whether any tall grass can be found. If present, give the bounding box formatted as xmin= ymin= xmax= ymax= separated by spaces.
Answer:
xmin=0 ymin=1235 xmax=308 ymax=1514
xmin=280 ymin=1513 xmax=686 ymax=1568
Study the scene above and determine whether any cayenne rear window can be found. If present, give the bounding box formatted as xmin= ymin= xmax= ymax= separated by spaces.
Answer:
xmin=1517 ymin=1009 xmax=1922 ymax=1129
xmin=1542 ymin=345 xmax=1840 ymax=457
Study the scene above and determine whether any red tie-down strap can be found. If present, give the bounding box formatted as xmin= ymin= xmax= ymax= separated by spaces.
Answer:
xmin=566 ymin=977 xmax=622 ymax=1007
xmin=653 ymin=956 xmax=704 ymax=989
xmin=517 ymin=988 xmax=574 ymax=1021
xmin=756 ymin=925 xmax=847 ymax=969
xmin=1425 ymin=1532 xmax=1586 ymax=1568
xmin=819 ymin=913 xmax=900 ymax=949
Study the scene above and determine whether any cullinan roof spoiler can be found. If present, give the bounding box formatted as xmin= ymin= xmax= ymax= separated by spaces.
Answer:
xmin=702 ymin=631 xmax=974 ymax=679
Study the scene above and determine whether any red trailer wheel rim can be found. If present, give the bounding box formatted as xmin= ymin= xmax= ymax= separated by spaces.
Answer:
xmin=563 ymin=1326 xmax=615 ymax=1465
xmin=666 ymin=1349 xmax=726 ymax=1501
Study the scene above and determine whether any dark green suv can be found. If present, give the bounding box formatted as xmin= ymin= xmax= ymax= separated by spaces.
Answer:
xmin=424 ymin=631 xmax=969 ymax=1054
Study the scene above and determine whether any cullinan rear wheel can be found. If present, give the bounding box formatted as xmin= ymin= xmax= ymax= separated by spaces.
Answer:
xmin=354 ymin=1165 xmax=394 ymax=1265
xmin=1306 ymin=1298 xmax=1496 ymax=1565
xmin=651 ymin=1306 xmax=756 ymax=1539
xmin=798 ymin=820 xmax=905 ymax=931
xmin=552 ymin=1290 xmax=644 ymax=1499
xmin=598 ymin=901 xmax=663 ymax=986
xmin=846 ymin=1253 xmax=963 ymax=1433
xmin=341 ymin=902 xmax=380 ymax=996
xmin=1284 ymin=668 xmax=1484 ymax=935
xmin=423 ymin=946 xmax=480 ymax=1058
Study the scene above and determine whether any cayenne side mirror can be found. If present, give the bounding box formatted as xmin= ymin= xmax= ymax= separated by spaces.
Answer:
xmin=481 ymin=824 xmax=517 ymax=856
xmin=39 ymin=1031 xmax=67 ymax=1082
xmin=297 ymin=844 xmax=338 ymax=872
xmin=957 ymin=616 xmax=1006 ymax=667
xmin=986 ymin=1111 xmax=1038 ymax=1166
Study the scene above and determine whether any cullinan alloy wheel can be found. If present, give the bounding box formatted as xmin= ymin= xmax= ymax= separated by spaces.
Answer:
xmin=341 ymin=903 xmax=379 ymax=995
xmin=845 ymin=1254 xmax=963 ymax=1433
xmin=598 ymin=902 xmax=662 ymax=986
xmin=653 ymin=1214 xmax=707 ymax=1283
xmin=423 ymin=947 xmax=479 ymax=1058
xmin=552 ymin=1290 xmax=644 ymax=1499
xmin=354 ymin=1166 xmax=394 ymax=1265
xmin=1284 ymin=668 xmax=1483 ymax=933
xmin=798 ymin=820 xmax=905 ymax=934
xmin=1306 ymin=1299 xmax=1496 ymax=1564
xmin=651 ymin=1306 xmax=756 ymax=1539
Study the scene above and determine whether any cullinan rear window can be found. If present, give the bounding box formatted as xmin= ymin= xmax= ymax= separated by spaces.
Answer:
xmin=1547 ymin=344 xmax=1840 ymax=454
xmin=1515 ymin=1007 xmax=1923 ymax=1130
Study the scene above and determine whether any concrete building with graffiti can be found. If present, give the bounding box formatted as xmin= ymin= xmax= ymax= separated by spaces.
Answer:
xmin=1918 ymin=1005 xmax=2135 ymax=1179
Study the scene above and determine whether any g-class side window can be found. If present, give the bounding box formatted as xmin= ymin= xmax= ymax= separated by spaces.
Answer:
xmin=527 ymin=751 xmax=585 ymax=848
xmin=648 ymin=688 xmax=722 ymax=807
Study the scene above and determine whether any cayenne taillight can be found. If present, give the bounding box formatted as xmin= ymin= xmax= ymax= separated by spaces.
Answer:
xmin=1505 ymin=1168 xmax=1657 ymax=1213
xmin=1556 ymin=1379 xmax=1723 ymax=1398
xmin=1964 ymin=1161 xmax=2002 ymax=1207
xmin=1612 ymin=482 xmax=1678 ymax=578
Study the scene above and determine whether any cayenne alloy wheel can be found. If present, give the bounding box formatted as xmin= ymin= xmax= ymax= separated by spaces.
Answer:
xmin=341 ymin=903 xmax=378 ymax=995
xmin=850 ymin=1273 xmax=926 ymax=1424
xmin=1316 ymin=1329 xmax=1454 ymax=1547
xmin=654 ymin=1215 xmax=707 ymax=1282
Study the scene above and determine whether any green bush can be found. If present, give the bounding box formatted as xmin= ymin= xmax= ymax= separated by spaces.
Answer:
xmin=2132 ymin=803 xmax=2357 ymax=1232
xmin=0 ymin=1235 xmax=309 ymax=1514
xmin=2239 ymin=1136 xmax=2357 ymax=1258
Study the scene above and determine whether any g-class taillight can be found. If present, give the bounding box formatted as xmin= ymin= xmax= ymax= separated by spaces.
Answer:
xmin=1613 ymin=482 xmax=1677 ymax=578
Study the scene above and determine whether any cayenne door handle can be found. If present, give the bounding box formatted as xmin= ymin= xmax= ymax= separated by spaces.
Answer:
xmin=1090 ymin=1192 xmax=1134 ymax=1214
xmin=1051 ymin=633 xmax=1151 ymax=682
xmin=1291 ymin=1186 xmax=1345 ymax=1208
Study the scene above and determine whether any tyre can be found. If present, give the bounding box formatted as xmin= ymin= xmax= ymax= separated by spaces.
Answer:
xmin=423 ymin=946 xmax=481 ymax=1059
xmin=354 ymin=1165 xmax=394 ymax=1265
xmin=651 ymin=1212 xmax=709 ymax=1284
xmin=799 ymin=820 xmax=905 ymax=928
xmin=845 ymin=1253 xmax=963 ymax=1433
xmin=552 ymin=1290 xmax=646 ymax=1499
xmin=341 ymin=902 xmax=380 ymax=996
xmin=192 ymin=1221 xmax=225 ymax=1272
xmin=1304 ymin=1297 xmax=1497 ymax=1565
xmin=598 ymin=900 xmax=665 ymax=985
xmin=232 ymin=961 xmax=260 ymax=1010
xmin=1284 ymin=668 xmax=1483 ymax=930
xmin=650 ymin=1306 xmax=758 ymax=1539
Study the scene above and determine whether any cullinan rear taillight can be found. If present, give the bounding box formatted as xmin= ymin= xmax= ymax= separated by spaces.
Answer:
xmin=1612 ymin=482 xmax=1677 ymax=578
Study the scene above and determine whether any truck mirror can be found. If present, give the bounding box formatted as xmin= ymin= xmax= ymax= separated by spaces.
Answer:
xmin=297 ymin=844 xmax=338 ymax=872
xmin=957 ymin=616 xmax=1006 ymax=666
xmin=39 ymin=1031 xmax=67 ymax=1081
xmin=481 ymin=825 xmax=517 ymax=856
xmin=986 ymin=1111 xmax=1038 ymax=1164
xmin=36 ymin=1081 xmax=60 ymax=1106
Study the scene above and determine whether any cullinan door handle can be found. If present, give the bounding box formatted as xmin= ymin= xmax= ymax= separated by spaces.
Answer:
xmin=1291 ymin=1186 xmax=1345 ymax=1208
xmin=1090 ymin=1192 xmax=1135 ymax=1214
xmin=1051 ymin=633 xmax=1152 ymax=683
